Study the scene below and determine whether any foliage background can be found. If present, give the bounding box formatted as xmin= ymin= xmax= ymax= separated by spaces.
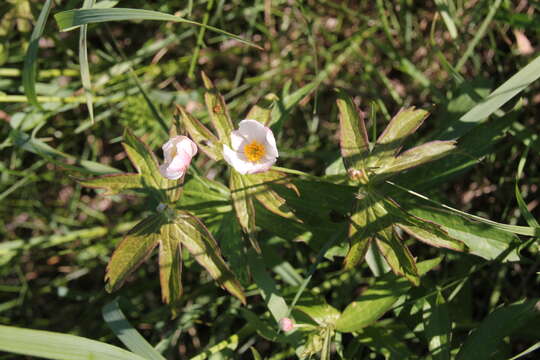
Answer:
xmin=1 ymin=0 xmax=539 ymax=358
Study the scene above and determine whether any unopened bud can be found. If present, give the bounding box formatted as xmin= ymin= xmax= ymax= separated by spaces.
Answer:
xmin=279 ymin=317 xmax=294 ymax=332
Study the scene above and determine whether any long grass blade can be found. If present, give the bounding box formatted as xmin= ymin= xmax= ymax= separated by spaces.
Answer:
xmin=442 ymin=54 xmax=540 ymax=139
xmin=22 ymin=0 xmax=53 ymax=109
xmin=80 ymin=0 xmax=95 ymax=123
xmin=0 ymin=325 xmax=145 ymax=360
xmin=54 ymin=8 xmax=261 ymax=49
xmin=102 ymin=299 xmax=166 ymax=360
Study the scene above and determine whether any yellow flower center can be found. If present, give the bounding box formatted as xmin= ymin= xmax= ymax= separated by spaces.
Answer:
xmin=243 ymin=140 xmax=266 ymax=163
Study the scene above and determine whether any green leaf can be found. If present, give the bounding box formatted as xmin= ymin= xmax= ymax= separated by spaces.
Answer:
xmin=0 ymin=325 xmax=145 ymax=360
xmin=373 ymin=107 xmax=429 ymax=166
xmin=245 ymin=170 xmax=300 ymax=222
xmin=174 ymin=211 xmax=245 ymax=304
xmin=376 ymin=140 xmax=456 ymax=179
xmin=102 ymin=299 xmax=166 ymax=360
xmin=176 ymin=104 xmax=221 ymax=160
xmin=159 ymin=223 xmax=183 ymax=306
xmin=383 ymin=197 xmax=465 ymax=251
xmin=456 ymin=299 xmax=540 ymax=360
xmin=295 ymin=303 xmax=341 ymax=327
xmin=79 ymin=0 xmax=95 ymax=123
xmin=23 ymin=0 xmax=53 ymax=110
xmin=335 ymin=258 xmax=441 ymax=333
xmin=105 ymin=215 xmax=164 ymax=292
xmin=370 ymin=197 xmax=419 ymax=285
xmin=406 ymin=205 xmax=520 ymax=261
xmin=201 ymin=72 xmax=235 ymax=142
xmin=218 ymin=212 xmax=249 ymax=284
xmin=54 ymin=8 xmax=261 ymax=49
xmin=230 ymin=170 xmax=260 ymax=252
xmin=247 ymin=249 xmax=289 ymax=323
xmin=246 ymin=94 xmax=278 ymax=126
xmin=123 ymin=129 xmax=171 ymax=197
xmin=344 ymin=197 xmax=372 ymax=269
xmin=336 ymin=89 xmax=370 ymax=171
xmin=424 ymin=292 xmax=451 ymax=360
xmin=77 ymin=173 xmax=143 ymax=195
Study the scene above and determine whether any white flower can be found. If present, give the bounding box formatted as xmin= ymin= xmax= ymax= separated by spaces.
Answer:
xmin=223 ymin=119 xmax=278 ymax=174
xmin=159 ymin=136 xmax=198 ymax=180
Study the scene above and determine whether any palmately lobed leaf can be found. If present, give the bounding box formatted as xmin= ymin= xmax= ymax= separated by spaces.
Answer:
xmin=158 ymin=223 xmax=183 ymax=306
xmin=344 ymin=197 xmax=372 ymax=270
xmin=371 ymin=107 xmax=429 ymax=168
xmin=375 ymin=140 xmax=457 ymax=180
xmin=201 ymin=72 xmax=234 ymax=142
xmin=105 ymin=214 xmax=165 ymax=292
xmin=245 ymin=94 xmax=278 ymax=126
xmin=122 ymin=129 xmax=165 ymax=190
xmin=76 ymin=173 xmax=143 ymax=196
xmin=336 ymin=89 xmax=370 ymax=172
xmin=244 ymin=171 xmax=302 ymax=223
xmin=229 ymin=170 xmax=260 ymax=252
xmin=176 ymin=104 xmax=222 ymax=161
xmin=174 ymin=211 xmax=246 ymax=304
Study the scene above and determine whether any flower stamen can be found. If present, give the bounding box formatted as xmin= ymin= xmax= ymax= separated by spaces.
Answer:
xmin=243 ymin=140 xmax=266 ymax=163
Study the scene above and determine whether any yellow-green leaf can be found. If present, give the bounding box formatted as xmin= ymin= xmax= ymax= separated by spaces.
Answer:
xmin=336 ymin=89 xmax=370 ymax=171
xmin=373 ymin=107 xmax=429 ymax=165
xmin=344 ymin=197 xmax=372 ymax=270
xmin=159 ymin=223 xmax=183 ymax=306
xmin=105 ymin=215 xmax=164 ymax=292
xmin=376 ymin=140 xmax=456 ymax=179
xmin=174 ymin=211 xmax=245 ymax=304
xmin=176 ymin=104 xmax=221 ymax=160
xmin=230 ymin=170 xmax=260 ymax=252
xmin=201 ymin=72 xmax=234 ymax=142
xmin=77 ymin=173 xmax=143 ymax=196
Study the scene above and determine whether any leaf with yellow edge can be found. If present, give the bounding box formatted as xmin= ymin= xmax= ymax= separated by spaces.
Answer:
xmin=174 ymin=211 xmax=246 ymax=304
xmin=336 ymin=89 xmax=370 ymax=171
xmin=175 ymin=104 xmax=221 ymax=161
xmin=230 ymin=170 xmax=260 ymax=252
xmin=159 ymin=223 xmax=183 ymax=307
xmin=201 ymin=72 xmax=234 ymax=142
xmin=373 ymin=107 xmax=429 ymax=167
xmin=105 ymin=214 xmax=164 ymax=292
xmin=344 ymin=197 xmax=372 ymax=270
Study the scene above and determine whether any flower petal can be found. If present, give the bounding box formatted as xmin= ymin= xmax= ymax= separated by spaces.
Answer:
xmin=237 ymin=119 xmax=268 ymax=142
xmin=223 ymin=144 xmax=251 ymax=175
xmin=264 ymin=127 xmax=278 ymax=158
xmin=176 ymin=136 xmax=198 ymax=157
xmin=230 ymin=130 xmax=248 ymax=151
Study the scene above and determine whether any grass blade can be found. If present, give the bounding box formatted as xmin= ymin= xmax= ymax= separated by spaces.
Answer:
xmin=79 ymin=0 xmax=95 ymax=123
xmin=514 ymin=146 xmax=540 ymax=228
xmin=54 ymin=8 xmax=261 ymax=49
xmin=455 ymin=0 xmax=502 ymax=72
xmin=22 ymin=0 xmax=53 ymax=109
xmin=442 ymin=54 xmax=540 ymax=139
xmin=0 ymin=325 xmax=145 ymax=360
xmin=102 ymin=298 xmax=166 ymax=360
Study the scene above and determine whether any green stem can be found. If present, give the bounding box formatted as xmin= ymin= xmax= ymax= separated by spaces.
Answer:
xmin=271 ymin=166 xmax=318 ymax=179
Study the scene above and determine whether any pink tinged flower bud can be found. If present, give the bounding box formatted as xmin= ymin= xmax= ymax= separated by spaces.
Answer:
xmin=159 ymin=136 xmax=198 ymax=180
xmin=223 ymin=119 xmax=278 ymax=175
xmin=279 ymin=317 xmax=294 ymax=332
